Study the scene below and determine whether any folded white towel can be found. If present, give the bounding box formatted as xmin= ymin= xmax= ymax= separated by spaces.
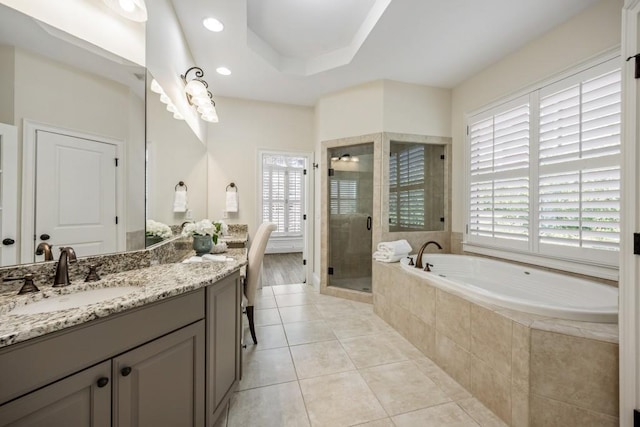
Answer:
xmin=173 ymin=189 xmax=188 ymax=213
xmin=376 ymin=240 xmax=412 ymax=255
xmin=372 ymin=250 xmax=409 ymax=263
xmin=225 ymin=191 xmax=238 ymax=213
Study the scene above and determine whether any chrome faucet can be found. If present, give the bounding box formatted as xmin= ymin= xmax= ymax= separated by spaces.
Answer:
xmin=35 ymin=242 xmax=54 ymax=261
xmin=415 ymin=241 xmax=442 ymax=269
xmin=53 ymin=247 xmax=77 ymax=287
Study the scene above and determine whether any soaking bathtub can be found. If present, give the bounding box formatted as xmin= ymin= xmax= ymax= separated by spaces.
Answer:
xmin=400 ymin=254 xmax=618 ymax=323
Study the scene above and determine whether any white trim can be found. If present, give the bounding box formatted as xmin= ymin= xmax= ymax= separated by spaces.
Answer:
xmin=21 ymin=120 xmax=127 ymax=263
xmin=0 ymin=123 xmax=18 ymax=265
xmin=462 ymin=242 xmax=619 ymax=281
xmin=620 ymin=1 xmax=640 ymax=424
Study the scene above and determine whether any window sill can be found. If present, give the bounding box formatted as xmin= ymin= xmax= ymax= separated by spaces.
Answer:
xmin=462 ymin=242 xmax=619 ymax=281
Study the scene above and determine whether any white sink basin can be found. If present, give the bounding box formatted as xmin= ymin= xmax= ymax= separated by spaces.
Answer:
xmin=9 ymin=286 xmax=139 ymax=315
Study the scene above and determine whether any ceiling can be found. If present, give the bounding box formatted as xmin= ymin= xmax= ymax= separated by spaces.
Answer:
xmin=171 ymin=0 xmax=600 ymax=107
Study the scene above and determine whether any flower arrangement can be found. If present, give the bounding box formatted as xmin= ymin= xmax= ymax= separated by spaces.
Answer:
xmin=145 ymin=219 xmax=173 ymax=239
xmin=212 ymin=220 xmax=228 ymax=244
xmin=182 ymin=219 xmax=228 ymax=243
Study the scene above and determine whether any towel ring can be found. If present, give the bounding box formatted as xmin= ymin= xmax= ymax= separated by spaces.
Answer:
xmin=226 ymin=182 xmax=238 ymax=191
xmin=175 ymin=181 xmax=188 ymax=191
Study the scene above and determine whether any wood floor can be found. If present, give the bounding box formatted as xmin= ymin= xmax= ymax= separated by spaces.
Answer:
xmin=262 ymin=252 xmax=305 ymax=286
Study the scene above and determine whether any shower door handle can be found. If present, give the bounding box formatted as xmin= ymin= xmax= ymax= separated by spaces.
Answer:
xmin=366 ymin=216 xmax=372 ymax=231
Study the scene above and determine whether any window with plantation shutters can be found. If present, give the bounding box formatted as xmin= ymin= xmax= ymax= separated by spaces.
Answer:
xmin=330 ymin=179 xmax=357 ymax=214
xmin=466 ymin=57 xmax=621 ymax=268
xmin=389 ymin=145 xmax=426 ymax=229
xmin=261 ymin=154 xmax=305 ymax=236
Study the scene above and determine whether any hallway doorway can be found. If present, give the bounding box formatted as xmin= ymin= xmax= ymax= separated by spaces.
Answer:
xmin=262 ymin=253 xmax=305 ymax=286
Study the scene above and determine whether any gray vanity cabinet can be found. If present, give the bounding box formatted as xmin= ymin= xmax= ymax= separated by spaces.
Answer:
xmin=206 ymin=273 xmax=242 ymax=425
xmin=113 ymin=320 xmax=205 ymax=427
xmin=0 ymin=361 xmax=111 ymax=427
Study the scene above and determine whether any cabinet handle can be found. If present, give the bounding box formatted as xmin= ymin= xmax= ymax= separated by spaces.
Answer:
xmin=96 ymin=377 xmax=109 ymax=388
xmin=121 ymin=366 xmax=132 ymax=377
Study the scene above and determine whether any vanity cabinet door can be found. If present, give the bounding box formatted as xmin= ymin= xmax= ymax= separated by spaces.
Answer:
xmin=113 ymin=320 xmax=205 ymax=427
xmin=207 ymin=272 xmax=242 ymax=423
xmin=0 ymin=361 xmax=111 ymax=427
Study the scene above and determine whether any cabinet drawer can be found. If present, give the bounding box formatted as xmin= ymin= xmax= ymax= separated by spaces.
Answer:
xmin=0 ymin=289 xmax=204 ymax=405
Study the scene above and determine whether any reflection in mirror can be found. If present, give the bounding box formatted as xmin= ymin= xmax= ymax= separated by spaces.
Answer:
xmin=389 ymin=141 xmax=445 ymax=232
xmin=0 ymin=3 xmax=146 ymax=266
xmin=145 ymin=71 xmax=208 ymax=247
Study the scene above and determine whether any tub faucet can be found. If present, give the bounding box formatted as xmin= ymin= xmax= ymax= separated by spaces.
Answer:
xmin=35 ymin=242 xmax=54 ymax=261
xmin=53 ymin=247 xmax=77 ymax=287
xmin=415 ymin=241 xmax=442 ymax=269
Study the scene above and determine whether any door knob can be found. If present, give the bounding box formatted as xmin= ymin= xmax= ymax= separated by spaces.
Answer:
xmin=121 ymin=366 xmax=132 ymax=376
xmin=96 ymin=377 xmax=109 ymax=388
xmin=2 ymin=238 xmax=14 ymax=245
xmin=39 ymin=234 xmax=50 ymax=241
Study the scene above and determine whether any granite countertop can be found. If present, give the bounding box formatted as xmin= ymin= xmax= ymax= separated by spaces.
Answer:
xmin=0 ymin=248 xmax=247 ymax=349
xmin=220 ymin=231 xmax=248 ymax=246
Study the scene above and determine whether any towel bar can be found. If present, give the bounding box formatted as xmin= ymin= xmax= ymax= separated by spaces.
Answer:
xmin=226 ymin=182 xmax=237 ymax=191
xmin=175 ymin=181 xmax=188 ymax=191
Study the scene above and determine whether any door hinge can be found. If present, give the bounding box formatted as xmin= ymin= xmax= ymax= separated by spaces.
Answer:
xmin=115 ymin=216 xmax=119 ymax=225
xmin=328 ymin=168 xmax=334 ymax=176
xmin=303 ymin=169 xmax=307 ymax=175
xmin=303 ymin=259 xmax=307 ymax=265
xmin=466 ymin=125 xmax=469 ymax=135
xmin=115 ymin=158 xmax=119 ymax=167
xmin=440 ymin=217 xmax=445 ymax=222
xmin=634 ymin=233 xmax=640 ymax=255
xmin=440 ymin=154 xmax=445 ymax=160
xmin=303 ymin=214 xmax=307 ymax=220
xmin=634 ymin=409 xmax=640 ymax=427
xmin=328 ymin=267 xmax=334 ymax=275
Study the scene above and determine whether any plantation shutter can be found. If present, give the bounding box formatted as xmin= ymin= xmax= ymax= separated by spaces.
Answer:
xmin=538 ymin=64 xmax=621 ymax=257
xmin=262 ymin=154 xmax=305 ymax=235
xmin=389 ymin=145 xmax=426 ymax=229
xmin=468 ymin=98 xmax=530 ymax=247
xmin=330 ymin=180 xmax=357 ymax=214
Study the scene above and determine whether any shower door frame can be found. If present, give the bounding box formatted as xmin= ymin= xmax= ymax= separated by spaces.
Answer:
xmin=320 ymin=133 xmax=383 ymax=303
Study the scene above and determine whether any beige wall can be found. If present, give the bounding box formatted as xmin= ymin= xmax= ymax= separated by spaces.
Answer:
xmin=450 ymin=0 xmax=623 ymax=233
xmin=0 ymin=45 xmax=14 ymax=124
xmin=207 ymin=96 xmax=315 ymax=241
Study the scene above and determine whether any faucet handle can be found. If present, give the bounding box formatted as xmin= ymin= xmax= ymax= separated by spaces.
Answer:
xmin=407 ymin=257 xmax=414 ymax=266
xmin=85 ymin=264 xmax=102 ymax=282
xmin=5 ymin=274 xmax=40 ymax=295
xmin=423 ymin=263 xmax=433 ymax=272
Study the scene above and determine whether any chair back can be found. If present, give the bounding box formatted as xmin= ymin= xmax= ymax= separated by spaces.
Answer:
xmin=245 ymin=222 xmax=277 ymax=306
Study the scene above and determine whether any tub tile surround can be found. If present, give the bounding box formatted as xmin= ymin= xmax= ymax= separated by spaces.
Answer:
xmin=372 ymin=261 xmax=620 ymax=426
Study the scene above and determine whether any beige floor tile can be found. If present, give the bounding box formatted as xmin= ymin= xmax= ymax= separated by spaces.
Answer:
xmin=254 ymin=308 xmax=282 ymax=326
xmin=384 ymin=331 xmax=425 ymax=360
xmin=256 ymin=286 xmax=274 ymax=297
xmin=272 ymin=283 xmax=315 ymax=295
xmin=326 ymin=315 xmax=394 ymax=340
xmin=238 ymin=347 xmax=297 ymax=390
xmin=315 ymin=293 xmax=351 ymax=305
xmin=289 ymin=340 xmax=356 ymax=379
xmin=413 ymin=358 xmax=472 ymax=401
xmin=254 ymin=294 xmax=277 ymax=309
xmin=392 ymin=402 xmax=480 ymax=426
xmin=315 ymin=301 xmax=359 ymax=318
xmin=340 ymin=333 xmax=409 ymax=368
xmin=276 ymin=293 xmax=318 ymax=307
xmin=244 ymin=324 xmax=288 ymax=349
xmin=458 ymin=398 xmax=507 ymax=427
xmin=360 ymin=361 xmax=450 ymax=416
xmin=279 ymin=305 xmax=324 ymax=323
xmin=352 ymin=419 xmax=395 ymax=427
xmin=300 ymin=371 xmax=387 ymax=427
xmin=283 ymin=320 xmax=336 ymax=346
xmin=228 ymin=381 xmax=310 ymax=427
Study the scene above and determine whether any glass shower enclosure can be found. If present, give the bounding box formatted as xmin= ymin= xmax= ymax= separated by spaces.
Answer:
xmin=327 ymin=143 xmax=374 ymax=292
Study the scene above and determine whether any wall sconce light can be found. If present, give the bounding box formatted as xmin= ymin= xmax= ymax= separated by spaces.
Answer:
xmin=150 ymin=79 xmax=183 ymax=120
xmin=181 ymin=67 xmax=219 ymax=123
xmin=331 ymin=153 xmax=359 ymax=163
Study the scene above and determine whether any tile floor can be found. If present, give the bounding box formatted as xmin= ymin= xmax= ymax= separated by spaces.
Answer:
xmin=216 ymin=283 xmax=508 ymax=427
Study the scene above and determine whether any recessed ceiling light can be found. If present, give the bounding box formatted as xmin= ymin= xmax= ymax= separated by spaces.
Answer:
xmin=103 ymin=0 xmax=147 ymax=22
xmin=203 ymin=17 xmax=224 ymax=32
xmin=216 ymin=67 xmax=231 ymax=76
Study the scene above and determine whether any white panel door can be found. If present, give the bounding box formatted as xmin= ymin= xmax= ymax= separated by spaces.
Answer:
xmin=0 ymin=123 xmax=18 ymax=266
xmin=35 ymin=130 xmax=117 ymax=259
